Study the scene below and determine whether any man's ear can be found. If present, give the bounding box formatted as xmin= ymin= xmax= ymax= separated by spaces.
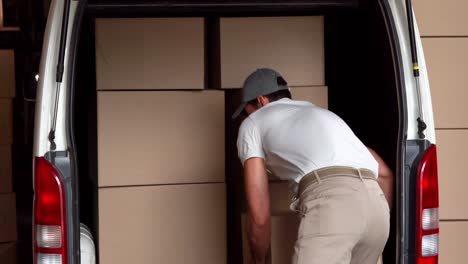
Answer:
xmin=257 ymin=96 xmax=270 ymax=106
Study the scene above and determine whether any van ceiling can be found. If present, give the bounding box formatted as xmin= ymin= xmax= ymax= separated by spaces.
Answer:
xmin=86 ymin=0 xmax=359 ymax=16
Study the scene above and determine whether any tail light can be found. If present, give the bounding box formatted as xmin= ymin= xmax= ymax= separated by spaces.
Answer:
xmin=34 ymin=157 xmax=68 ymax=264
xmin=416 ymin=144 xmax=439 ymax=264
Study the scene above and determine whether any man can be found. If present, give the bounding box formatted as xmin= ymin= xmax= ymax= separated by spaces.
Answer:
xmin=233 ymin=68 xmax=394 ymax=264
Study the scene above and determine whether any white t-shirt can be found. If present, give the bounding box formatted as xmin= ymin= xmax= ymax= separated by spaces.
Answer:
xmin=237 ymin=98 xmax=378 ymax=184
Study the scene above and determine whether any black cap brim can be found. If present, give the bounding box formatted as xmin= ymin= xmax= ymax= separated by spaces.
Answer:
xmin=232 ymin=102 xmax=247 ymax=119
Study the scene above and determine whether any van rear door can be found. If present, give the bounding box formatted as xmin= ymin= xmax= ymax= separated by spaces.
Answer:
xmin=387 ymin=0 xmax=440 ymax=263
xmin=33 ymin=0 xmax=87 ymax=263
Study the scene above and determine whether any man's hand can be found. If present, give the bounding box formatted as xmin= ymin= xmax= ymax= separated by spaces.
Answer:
xmin=244 ymin=157 xmax=271 ymax=263
xmin=367 ymin=147 xmax=395 ymax=209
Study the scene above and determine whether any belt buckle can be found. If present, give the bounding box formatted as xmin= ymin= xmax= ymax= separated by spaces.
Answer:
xmin=290 ymin=191 xmax=298 ymax=202
xmin=289 ymin=184 xmax=299 ymax=202
xmin=289 ymin=194 xmax=301 ymax=214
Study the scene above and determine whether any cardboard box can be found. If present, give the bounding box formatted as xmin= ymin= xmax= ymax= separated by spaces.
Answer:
xmin=422 ymin=38 xmax=468 ymax=128
xmin=436 ymin=129 xmax=468 ymax=219
xmin=290 ymin=86 xmax=328 ymax=109
xmin=439 ymin=221 xmax=468 ymax=264
xmin=95 ymin=18 xmax=205 ymax=90
xmin=0 ymin=99 xmax=12 ymax=145
xmin=220 ymin=16 xmax=325 ymax=88
xmin=242 ymin=213 xmax=383 ymax=264
xmin=240 ymin=181 xmax=293 ymax=215
xmin=99 ymin=183 xmax=226 ymax=264
xmin=0 ymin=50 xmax=15 ymax=98
xmin=242 ymin=213 xmax=299 ymax=264
xmin=0 ymin=242 xmax=16 ymax=264
xmin=414 ymin=0 xmax=468 ymax=36
xmin=269 ymin=181 xmax=294 ymax=215
xmin=0 ymin=146 xmax=12 ymax=193
xmin=270 ymin=214 xmax=300 ymax=264
xmin=241 ymin=214 xmax=251 ymax=264
xmin=97 ymin=91 xmax=225 ymax=187
xmin=0 ymin=193 xmax=16 ymax=243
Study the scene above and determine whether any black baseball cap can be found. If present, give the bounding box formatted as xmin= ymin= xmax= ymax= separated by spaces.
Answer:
xmin=232 ymin=68 xmax=289 ymax=119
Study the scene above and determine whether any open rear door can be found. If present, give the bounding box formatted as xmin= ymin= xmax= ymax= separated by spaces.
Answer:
xmin=33 ymin=0 xmax=94 ymax=263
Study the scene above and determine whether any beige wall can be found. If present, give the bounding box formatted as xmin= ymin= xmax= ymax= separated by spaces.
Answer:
xmin=415 ymin=1 xmax=468 ymax=263
xmin=414 ymin=0 xmax=468 ymax=37
xmin=422 ymin=38 xmax=468 ymax=128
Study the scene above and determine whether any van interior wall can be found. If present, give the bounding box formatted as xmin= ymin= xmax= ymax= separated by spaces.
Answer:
xmin=325 ymin=1 xmax=399 ymax=263
xmin=225 ymin=89 xmax=247 ymax=264
xmin=74 ymin=14 xmax=100 ymax=260
xmin=72 ymin=4 xmax=399 ymax=263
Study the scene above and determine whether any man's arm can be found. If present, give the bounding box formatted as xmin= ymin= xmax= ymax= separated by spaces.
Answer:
xmin=367 ymin=147 xmax=395 ymax=209
xmin=244 ymin=157 xmax=271 ymax=264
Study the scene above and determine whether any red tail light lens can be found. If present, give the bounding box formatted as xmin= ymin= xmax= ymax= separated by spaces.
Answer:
xmin=34 ymin=157 xmax=68 ymax=264
xmin=416 ymin=144 xmax=439 ymax=264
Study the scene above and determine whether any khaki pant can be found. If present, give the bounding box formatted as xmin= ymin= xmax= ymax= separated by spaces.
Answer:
xmin=290 ymin=176 xmax=390 ymax=264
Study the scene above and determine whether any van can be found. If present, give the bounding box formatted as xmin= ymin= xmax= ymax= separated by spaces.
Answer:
xmin=33 ymin=0 xmax=439 ymax=263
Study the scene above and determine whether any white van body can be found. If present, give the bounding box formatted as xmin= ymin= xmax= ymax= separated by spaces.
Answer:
xmin=34 ymin=0 xmax=78 ymax=156
xmin=33 ymin=1 xmax=438 ymax=263
xmin=388 ymin=0 xmax=435 ymax=142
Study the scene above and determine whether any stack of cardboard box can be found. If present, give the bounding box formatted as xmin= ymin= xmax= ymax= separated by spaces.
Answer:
xmin=0 ymin=49 xmax=17 ymax=263
xmin=95 ymin=18 xmax=227 ymax=264
xmin=224 ymin=16 xmax=386 ymax=262
xmin=219 ymin=16 xmax=327 ymax=263
xmin=220 ymin=16 xmax=328 ymax=108
xmin=414 ymin=1 xmax=468 ymax=263
xmin=95 ymin=15 xmax=384 ymax=264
